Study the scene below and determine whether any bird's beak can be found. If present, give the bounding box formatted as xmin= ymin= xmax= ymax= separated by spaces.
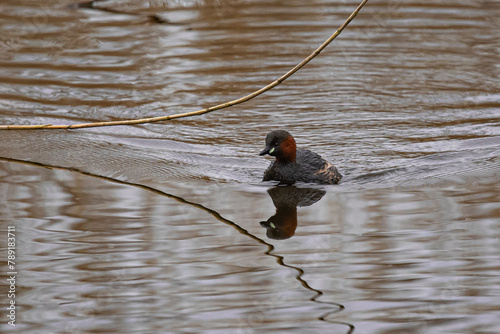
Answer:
xmin=260 ymin=146 xmax=276 ymax=156
xmin=259 ymin=146 xmax=271 ymax=156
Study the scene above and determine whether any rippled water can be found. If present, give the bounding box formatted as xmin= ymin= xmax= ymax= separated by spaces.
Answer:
xmin=1 ymin=0 xmax=499 ymax=333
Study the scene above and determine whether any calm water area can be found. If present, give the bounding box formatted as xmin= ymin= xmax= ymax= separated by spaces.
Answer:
xmin=0 ymin=0 xmax=499 ymax=333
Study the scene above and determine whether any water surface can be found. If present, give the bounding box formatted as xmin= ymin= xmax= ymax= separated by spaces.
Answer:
xmin=0 ymin=0 xmax=499 ymax=333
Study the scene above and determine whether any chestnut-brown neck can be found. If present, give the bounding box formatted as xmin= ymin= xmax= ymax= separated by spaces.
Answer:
xmin=278 ymin=135 xmax=296 ymax=163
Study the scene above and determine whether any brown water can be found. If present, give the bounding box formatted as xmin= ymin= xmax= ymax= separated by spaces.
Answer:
xmin=1 ymin=0 xmax=500 ymax=333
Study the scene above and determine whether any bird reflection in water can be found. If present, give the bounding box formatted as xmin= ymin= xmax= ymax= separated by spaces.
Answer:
xmin=260 ymin=186 xmax=326 ymax=239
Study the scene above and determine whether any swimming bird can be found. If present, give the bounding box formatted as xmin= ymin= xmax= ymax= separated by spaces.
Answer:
xmin=259 ymin=130 xmax=342 ymax=185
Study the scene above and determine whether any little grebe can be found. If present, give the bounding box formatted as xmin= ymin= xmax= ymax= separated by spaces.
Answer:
xmin=259 ymin=130 xmax=342 ymax=185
